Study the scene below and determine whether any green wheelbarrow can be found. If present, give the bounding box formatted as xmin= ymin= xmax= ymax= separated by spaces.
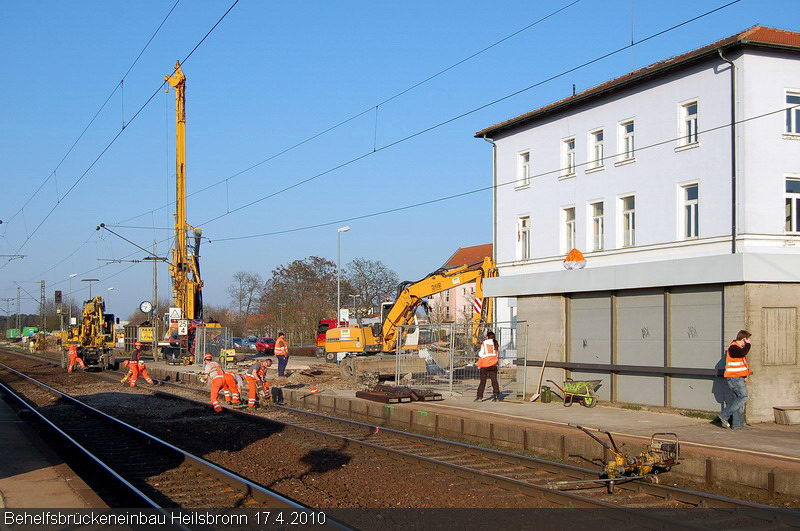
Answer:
xmin=546 ymin=378 xmax=601 ymax=408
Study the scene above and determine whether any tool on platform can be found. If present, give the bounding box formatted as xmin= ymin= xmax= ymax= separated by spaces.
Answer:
xmin=550 ymin=425 xmax=680 ymax=493
xmin=546 ymin=378 xmax=601 ymax=407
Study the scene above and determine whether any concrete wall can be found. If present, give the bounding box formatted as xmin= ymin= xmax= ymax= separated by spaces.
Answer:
xmin=516 ymin=295 xmax=566 ymax=396
xmin=739 ymin=283 xmax=800 ymax=422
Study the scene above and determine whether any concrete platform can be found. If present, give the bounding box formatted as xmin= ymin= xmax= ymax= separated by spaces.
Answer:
xmin=0 ymin=397 xmax=104 ymax=508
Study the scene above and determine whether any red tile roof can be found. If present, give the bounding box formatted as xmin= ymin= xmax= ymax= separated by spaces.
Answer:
xmin=442 ymin=243 xmax=493 ymax=268
xmin=476 ymin=26 xmax=800 ymax=138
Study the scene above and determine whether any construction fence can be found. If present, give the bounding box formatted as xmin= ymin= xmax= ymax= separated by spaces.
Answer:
xmin=393 ymin=322 xmax=527 ymax=398
xmin=193 ymin=326 xmax=233 ymax=367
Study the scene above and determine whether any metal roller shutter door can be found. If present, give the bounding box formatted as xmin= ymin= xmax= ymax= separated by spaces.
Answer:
xmin=569 ymin=293 xmax=612 ymax=400
xmin=616 ymin=290 xmax=665 ymax=406
xmin=669 ymin=286 xmax=723 ymax=411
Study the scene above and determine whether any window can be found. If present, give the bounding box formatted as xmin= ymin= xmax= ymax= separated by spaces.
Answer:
xmin=683 ymin=184 xmax=699 ymax=239
xmin=517 ymin=152 xmax=531 ymax=187
xmin=562 ymin=138 xmax=576 ymax=176
xmin=621 ymin=196 xmax=636 ymax=247
xmin=517 ymin=216 xmax=531 ymax=260
xmin=786 ymin=179 xmax=800 ymax=232
xmin=786 ymin=92 xmax=800 ymax=134
xmin=680 ymin=102 xmax=698 ymax=145
xmin=619 ymin=121 xmax=635 ymax=160
xmin=591 ymin=202 xmax=604 ymax=251
xmin=563 ymin=207 xmax=576 ymax=252
xmin=590 ymin=130 xmax=604 ymax=168
xmin=444 ymin=290 xmax=450 ymax=303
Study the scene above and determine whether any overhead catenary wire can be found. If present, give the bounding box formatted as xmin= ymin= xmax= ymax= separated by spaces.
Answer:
xmin=112 ymin=0 xmax=587 ymax=226
xmin=25 ymin=97 xmax=794 ymax=307
xmin=190 ymin=0 xmax=743 ymax=228
xmin=0 ymin=0 xmax=240 ymax=269
xmin=210 ymin=101 xmax=799 ymax=243
xmin=1 ymin=0 xmax=182 ymax=228
xmin=11 ymin=0 xmax=743 ymax=291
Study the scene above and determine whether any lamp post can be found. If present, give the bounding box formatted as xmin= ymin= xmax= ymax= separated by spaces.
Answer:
xmin=349 ymin=294 xmax=361 ymax=321
xmin=106 ymin=287 xmax=115 ymax=308
xmin=336 ymin=226 xmax=351 ymax=324
xmin=82 ymin=278 xmax=99 ymax=299
xmin=68 ymin=273 xmax=77 ymax=325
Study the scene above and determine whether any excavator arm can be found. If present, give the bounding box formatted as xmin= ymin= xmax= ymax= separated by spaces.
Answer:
xmin=380 ymin=256 xmax=496 ymax=352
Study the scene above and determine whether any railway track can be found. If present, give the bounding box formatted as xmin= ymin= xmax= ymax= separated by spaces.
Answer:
xmin=0 ymin=360 xmax=305 ymax=511
xmin=3 ymin=347 xmax=800 ymax=528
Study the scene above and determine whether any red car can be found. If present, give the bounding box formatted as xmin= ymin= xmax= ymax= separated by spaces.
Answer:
xmin=256 ymin=337 xmax=275 ymax=354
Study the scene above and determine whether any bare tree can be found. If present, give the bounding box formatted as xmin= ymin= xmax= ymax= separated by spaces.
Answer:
xmin=344 ymin=258 xmax=399 ymax=315
xmin=227 ymin=271 xmax=263 ymax=316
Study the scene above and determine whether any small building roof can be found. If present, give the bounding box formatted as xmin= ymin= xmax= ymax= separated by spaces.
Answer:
xmin=475 ymin=25 xmax=800 ymax=139
xmin=442 ymin=243 xmax=493 ymax=268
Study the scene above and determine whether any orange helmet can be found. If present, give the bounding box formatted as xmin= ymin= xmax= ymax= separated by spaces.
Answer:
xmin=134 ymin=341 xmax=142 ymax=348
xmin=203 ymin=353 xmax=213 ymax=361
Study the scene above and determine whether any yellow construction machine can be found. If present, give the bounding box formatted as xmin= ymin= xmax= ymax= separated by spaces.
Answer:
xmin=159 ymin=62 xmax=219 ymax=364
xmin=62 ymin=296 xmax=118 ymax=370
xmin=325 ymin=257 xmax=496 ymax=379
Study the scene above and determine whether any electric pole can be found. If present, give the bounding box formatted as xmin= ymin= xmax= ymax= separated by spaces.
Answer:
xmin=40 ymin=280 xmax=45 ymax=332
xmin=16 ymin=287 xmax=21 ymax=331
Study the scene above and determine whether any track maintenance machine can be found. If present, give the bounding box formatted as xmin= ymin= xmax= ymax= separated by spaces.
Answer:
xmin=325 ymin=257 xmax=496 ymax=380
xmin=61 ymin=296 xmax=118 ymax=370
xmin=158 ymin=61 xmax=220 ymax=364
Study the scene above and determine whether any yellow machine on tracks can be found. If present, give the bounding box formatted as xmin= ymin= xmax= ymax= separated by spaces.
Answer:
xmin=62 ymin=296 xmax=118 ymax=370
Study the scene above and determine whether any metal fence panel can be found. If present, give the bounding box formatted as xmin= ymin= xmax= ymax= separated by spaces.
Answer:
xmin=393 ymin=322 xmax=527 ymax=398
xmin=194 ymin=326 xmax=232 ymax=367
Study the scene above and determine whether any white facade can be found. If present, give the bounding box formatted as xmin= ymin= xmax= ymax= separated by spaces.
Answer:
xmin=488 ymin=48 xmax=800 ymax=311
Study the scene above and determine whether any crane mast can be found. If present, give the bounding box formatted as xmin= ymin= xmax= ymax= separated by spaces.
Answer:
xmin=165 ymin=61 xmax=203 ymax=322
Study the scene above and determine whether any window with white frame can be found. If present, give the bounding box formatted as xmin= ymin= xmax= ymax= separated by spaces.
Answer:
xmin=444 ymin=290 xmax=450 ymax=302
xmin=562 ymin=138 xmax=576 ymax=176
xmin=680 ymin=102 xmax=698 ymax=145
xmin=562 ymin=207 xmax=576 ymax=252
xmin=517 ymin=152 xmax=531 ymax=187
xmin=517 ymin=216 xmax=531 ymax=260
xmin=619 ymin=120 xmax=635 ymax=160
xmin=591 ymin=202 xmax=604 ymax=251
xmin=786 ymin=178 xmax=800 ymax=232
xmin=590 ymin=130 xmax=604 ymax=168
xmin=786 ymin=92 xmax=800 ymax=134
xmin=621 ymin=196 xmax=636 ymax=247
xmin=683 ymin=184 xmax=699 ymax=239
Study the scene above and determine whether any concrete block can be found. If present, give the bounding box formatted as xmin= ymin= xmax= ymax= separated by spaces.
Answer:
xmin=411 ymin=410 xmax=436 ymax=431
xmin=438 ymin=415 xmax=463 ymax=436
xmin=318 ymin=394 xmax=335 ymax=410
xmin=390 ymin=406 xmax=411 ymax=425
xmin=463 ymin=418 xmax=490 ymax=440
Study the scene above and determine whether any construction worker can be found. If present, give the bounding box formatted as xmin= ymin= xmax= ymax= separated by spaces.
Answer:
xmin=475 ymin=331 xmax=500 ymax=402
xmin=717 ymin=330 xmax=752 ymax=429
xmin=245 ymin=358 xmax=273 ymax=408
xmin=202 ymin=353 xmax=227 ymax=412
xmin=127 ymin=341 xmax=155 ymax=387
xmin=221 ymin=370 xmax=242 ymax=405
xmin=275 ymin=332 xmax=289 ymax=377
xmin=66 ymin=344 xmax=86 ymax=373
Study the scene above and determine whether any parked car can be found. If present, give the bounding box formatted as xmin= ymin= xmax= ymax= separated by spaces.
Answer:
xmin=256 ymin=337 xmax=276 ymax=354
xmin=232 ymin=337 xmax=244 ymax=348
xmin=243 ymin=336 xmax=258 ymax=350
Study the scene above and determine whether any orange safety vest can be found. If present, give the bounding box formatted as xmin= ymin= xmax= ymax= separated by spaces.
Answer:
xmin=723 ymin=343 xmax=750 ymax=378
xmin=476 ymin=339 xmax=498 ymax=368
xmin=207 ymin=361 xmax=225 ymax=380
xmin=275 ymin=338 xmax=288 ymax=356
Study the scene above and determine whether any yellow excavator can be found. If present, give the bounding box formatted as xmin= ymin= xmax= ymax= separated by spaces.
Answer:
xmin=61 ymin=296 xmax=118 ymax=370
xmin=325 ymin=257 xmax=496 ymax=379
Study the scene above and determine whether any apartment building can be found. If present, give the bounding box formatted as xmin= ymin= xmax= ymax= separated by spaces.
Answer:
xmin=476 ymin=26 xmax=800 ymax=420
xmin=429 ymin=244 xmax=492 ymax=323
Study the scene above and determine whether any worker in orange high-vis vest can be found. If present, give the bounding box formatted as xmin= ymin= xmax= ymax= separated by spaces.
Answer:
xmin=245 ymin=358 xmax=273 ymax=408
xmin=127 ymin=341 xmax=155 ymax=387
xmin=221 ymin=371 xmax=241 ymax=405
xmin=66 ymin=344 xmax=86 ymax=373
xmin=275 ymin=332 xmax=289 ymax=377
xmin=717 ymin=330 xmax=752 ymax=429
xmin=475 ymin=331 xmax=500 ymax=402
xmin=202 ymin=353 xmax=227 ymax=412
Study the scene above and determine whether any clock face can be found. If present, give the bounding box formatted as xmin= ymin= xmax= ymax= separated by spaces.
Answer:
xmin=140 ymin=301 xmax=153 ymax=314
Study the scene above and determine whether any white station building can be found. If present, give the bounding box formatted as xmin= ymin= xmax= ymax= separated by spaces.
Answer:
xmin=476 ymin=26 xmax=800 ymax=421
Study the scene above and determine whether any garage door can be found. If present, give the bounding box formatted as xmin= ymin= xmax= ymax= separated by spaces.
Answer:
xmin=669 ymin=285 xmax=723 ymax=411
xmin=569 ymin=293 xmax=611 ymax=363
xmin=569 ymin=294 xmax=612 ymax=401
xmin=616 ymin=289 xmax=665 ymax=406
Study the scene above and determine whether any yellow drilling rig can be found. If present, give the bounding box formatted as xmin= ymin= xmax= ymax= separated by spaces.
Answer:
xmin=160 ymin=62 xmax=218 ymax=363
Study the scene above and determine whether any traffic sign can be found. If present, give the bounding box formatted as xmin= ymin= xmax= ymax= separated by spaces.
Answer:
xmin=168 ymin=307 xmax=182 ymax=320
xmin=177 ymin=319 xmax=189 ymax=336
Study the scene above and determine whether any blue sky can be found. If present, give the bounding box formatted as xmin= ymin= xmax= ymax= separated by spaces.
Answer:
xmin=1 ymin=0 xmax=798 ymax=317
